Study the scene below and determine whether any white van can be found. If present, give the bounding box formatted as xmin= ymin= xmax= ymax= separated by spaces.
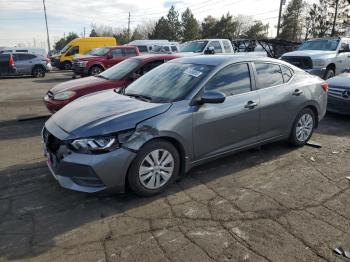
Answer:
xmin=179 ymin=39 xmax=234 ymax=56
xmin=127 ymin=40 xmax=178 ymax=53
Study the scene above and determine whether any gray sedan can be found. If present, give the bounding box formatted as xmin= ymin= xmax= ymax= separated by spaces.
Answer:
xmin=42 ymin=55 xmax=328 ymax=196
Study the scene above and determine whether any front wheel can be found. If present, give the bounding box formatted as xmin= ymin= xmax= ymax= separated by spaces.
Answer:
xmin=324 ymin=68 xmax=335 ymax=80
xmin=62 ymin=61 xmax=72 ymax=70
xmin=289 ymin=108 xmax=315 ymax=146
xmin=127 ymin=140 xmax=180 ymax=196
xmin=89 ymin=66 xmax=103 ymax=76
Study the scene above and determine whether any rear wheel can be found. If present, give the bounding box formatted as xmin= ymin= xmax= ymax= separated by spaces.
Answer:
xmin=127 ymin=140 xmax=180 ymax=196
xmin=89 ymin=66 xmax=103 ymax=76
xmin=62 ymin=61 xmax=72 ymax=70
xmin=324 ymin=68 xmax=335 ymax=80
xmin=289 ymin=108 xmax=315 ymax=146
xmin=32 ymin=66 xmax=46 ymax=78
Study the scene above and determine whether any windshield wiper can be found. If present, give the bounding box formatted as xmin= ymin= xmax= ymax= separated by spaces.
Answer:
xmin=125 ymin=93 xmax=152 ymax=102
xmin=95 ymin=75 xmax=109 ymax=80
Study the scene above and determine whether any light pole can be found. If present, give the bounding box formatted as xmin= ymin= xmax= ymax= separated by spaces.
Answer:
xmin=276 ymin=0 xmax=285 ymax=38
xmin=43 ymin=0 xmax=51 ymax=51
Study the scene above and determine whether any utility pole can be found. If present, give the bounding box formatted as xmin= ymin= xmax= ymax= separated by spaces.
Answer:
xmin=42 ymin=0 xmax=51 ymax=51
xmin=127 ymin=12 xmax=131 ymax=42
xmin=331 ymin=0 xmax=340 ymax=37
xmin=276 ymin=0 xmax=285 ymax=38
xmin=84 ymin=27 xmax=86 ymax=37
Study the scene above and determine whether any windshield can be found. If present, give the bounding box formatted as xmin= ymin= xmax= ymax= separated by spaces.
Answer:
xmin=86 ymin=47 xmax=110 ymax=56
xmin=60 ymin=44 xmax=71 ymax=54
xmin=99 ymin=58 xmax=140 ymax=80
xmin=298 ymin=39 xmax=340 ymax=51
xmin=124 ymin=62 xmax=214 ymax=103
xmin=180 ymin=41 xmax=208 ymax=53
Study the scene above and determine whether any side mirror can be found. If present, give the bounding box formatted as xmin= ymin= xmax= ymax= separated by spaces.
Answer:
xmin=106 ymin=54 xmax=113 ymax=59
xmin=204 ymin=46 xmax=215 ymax=55
xmin=199 ymin=91 xmax=225 ymax=104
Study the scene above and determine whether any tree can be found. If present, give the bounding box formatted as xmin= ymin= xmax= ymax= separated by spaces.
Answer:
xmin=89 ymin=29 xmax=98 ymax=37
xmin=114 ymin=29 xmax=129 ymax=45
xmin=244 ymin=21 xmax=268 ymax=39
xmin=215 ymin=13 xmax=238 ymax=40
xmin=329 ymin=0 xmax=350 ymax=36
xmin=131 ymin=29 xmax=143 ymax=40
xmin=181 ymin=8 xmax=200 ymax=41
xmin=166 ymin=6 xmax=182 ymax=41
xmin=149 ymin=16 xmax=171 ymax=39
xmin=279 ymin=0 xmax=305 ymax=41
xmin=53 ymin=32 xmax=78 ymax=51
xmin=201 ymin=16 xmax=218 ymax=38
xmin=133 ymin=21 xmax=156 ymax=39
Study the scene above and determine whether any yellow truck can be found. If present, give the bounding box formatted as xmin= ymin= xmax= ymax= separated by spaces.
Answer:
xmin=52 ymin=37 xmax=117 ymax=70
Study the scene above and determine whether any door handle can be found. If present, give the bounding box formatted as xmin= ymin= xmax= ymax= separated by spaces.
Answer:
xmin=293 ymin=89 xmax=303 ymax=96
xmin=244 ymin=101 xmax=258 ymax=109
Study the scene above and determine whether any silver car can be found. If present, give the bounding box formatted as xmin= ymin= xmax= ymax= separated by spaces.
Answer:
xmin=42 ymin=56 xmax=328 ymax=196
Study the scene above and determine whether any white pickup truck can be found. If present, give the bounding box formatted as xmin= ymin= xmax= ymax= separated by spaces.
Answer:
xmin=179 ymin=39 xmax=234 ymax=56
xmin=281 ymin=37 xmax=350 ymax=79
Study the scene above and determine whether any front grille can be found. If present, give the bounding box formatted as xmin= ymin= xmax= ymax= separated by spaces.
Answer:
xmin=281 ymin=56 xmax=313 ymax=70
xmin=43 ymin=128 xmax=64 ymax=154
xmin=328 ymin=86 xmax=350 ymax=99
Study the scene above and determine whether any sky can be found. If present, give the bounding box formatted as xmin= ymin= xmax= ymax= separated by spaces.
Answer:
xmin=0 ymin=0 xmax=312 ymax=49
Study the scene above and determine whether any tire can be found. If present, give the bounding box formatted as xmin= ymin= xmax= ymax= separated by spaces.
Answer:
xmin=62 ymin=61 xmax=72 ymax=70
xmin=89 ymin=66 xmax=103 ymax=76
xmin=323 ymin=68 xmax=335 ymax=80
xmin=289 ymin=108 xmax=315 ymax=147
xmin=127 ymin=139 xmax=180 ymax=196
xmin=32 ymin=66 xmax=46 ymax=78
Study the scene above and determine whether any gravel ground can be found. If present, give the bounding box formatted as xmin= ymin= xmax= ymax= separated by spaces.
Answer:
xmin=0 ymin=71 xmax=349 ymax=262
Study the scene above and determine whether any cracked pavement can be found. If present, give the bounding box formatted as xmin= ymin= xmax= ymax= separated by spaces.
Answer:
xmin=0 ymin=72 xmax=349 ymax=262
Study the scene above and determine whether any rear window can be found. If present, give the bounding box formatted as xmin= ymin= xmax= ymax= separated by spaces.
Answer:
xmin=125 ymin=48 xmax=137 ymax=56
xmin=281 ymin=65 xmax=293 ymax=83
xmin=137 ymin=45 xmax=148 ymax=53
xmin=255 ymin=63 xmax=284 ymax=88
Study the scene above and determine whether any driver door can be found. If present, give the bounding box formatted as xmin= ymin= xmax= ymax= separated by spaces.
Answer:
xmin=192 ymin=63 xmax=260 ymax=160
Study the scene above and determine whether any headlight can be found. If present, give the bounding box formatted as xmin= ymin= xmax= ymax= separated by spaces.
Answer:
xmin=70 ymin=130 xmax=134 ymax=154
xmin=77 ymin=61 xmax=88 ymax=67
xmin=71 ymin=136 xmax=119 ymax=154
xmin=53 ymin=91 xmax=76 ymax=100
xmin=313 ymin=59 xmax=326 ymax=67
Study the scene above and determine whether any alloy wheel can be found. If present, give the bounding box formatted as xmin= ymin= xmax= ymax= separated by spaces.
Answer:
xmin=296 ymin=113 xmax=314 ymax=142
xmin=138 ymin=149 xmax=174 ymax=190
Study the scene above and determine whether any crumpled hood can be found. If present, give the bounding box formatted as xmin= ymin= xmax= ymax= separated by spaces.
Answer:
xmin=49 ymin=76 xmax=107 ymax=93
xmin=282 ymin=50 xmax=335 ymax=59
xmin=327 ymin=73 xmax=350 ymax=88
xmin=46 ymin=90 xmax=171 ymax=139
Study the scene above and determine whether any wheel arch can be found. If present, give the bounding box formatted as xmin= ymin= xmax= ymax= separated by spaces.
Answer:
xmin=326 ymin=63 xmax=336 ymax=72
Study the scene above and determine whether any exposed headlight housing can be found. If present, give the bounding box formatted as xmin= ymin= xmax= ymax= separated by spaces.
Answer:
xmin=77 ymin=60 xmax=88 ymax=67
xmin=53 ymin=91 xmax=76 ymax=100
xmin=70 ymin=130 xmax=134 ymax=154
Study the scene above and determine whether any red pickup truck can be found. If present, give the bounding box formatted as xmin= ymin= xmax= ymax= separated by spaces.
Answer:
xmin=72 ymin=46 xmax=140 ymax=76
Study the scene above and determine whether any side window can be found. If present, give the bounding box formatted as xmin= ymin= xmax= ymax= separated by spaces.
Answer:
xmin=138 ymin=60 xmax=164 ymax=75
xmin=163 ymin=46 xmax=170 ymax=52
xmin=208 ymin=41 xmax=223 ymax=53
xmin=223 ymin=40 xmax=232 ymax=53
xmin=171 ymin=46 xmax=178 ymax=52
xmin=281 ymin=65 xmax=293 ymax=83
xmin=111 ymin=48 xmax=123 ymax=57
xmin=124 ymin=48 xmax=137 ymax=56
xmin=66 ymin=46 xmax=79 ymax=56
xmin=205 ymin=63 xmax=251 ymax=96
xmin=14 ymin=54 xmax=27 ymax=61
xmin=255 ymin=63 xmax=284 ymax=88
xmin=137 ymin=46 xmax=148 ymax=53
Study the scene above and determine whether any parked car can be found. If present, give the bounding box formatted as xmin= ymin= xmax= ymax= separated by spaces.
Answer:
xmin=51 ymin=37 xmax=117 ymax=70
xmin=281 ymin=37 xmax=350 ymax=79
xmin=42 ymin=55 xmax=328 ymax=196
xmin=127 ymin=40 xmax=178 ymax=53
xmin=151 ymin=44 xmax=179 ymax=54
xmin=0 ymin=53 xmax=49 ymax=77
xmin=179 ymin=39 xmax=234 ymax=55
xmin=0 ymin=47 xmax=48 ymax=57
xmin=72 ymin=46 xmax=140 ymax=77
xmin=44 ymin=55 xmax=178 ymax=113
xmin=0 ymin=54 xmax=16 ymax=76
xmin=327 ymin=72 xmax=350 ymax=115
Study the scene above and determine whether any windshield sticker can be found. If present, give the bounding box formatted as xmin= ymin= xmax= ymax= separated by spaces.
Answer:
xmin=184 ymin=68 xmax=203 ymax=78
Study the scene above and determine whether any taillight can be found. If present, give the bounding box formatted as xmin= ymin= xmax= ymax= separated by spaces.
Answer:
xmin=45 ymin=58 xmax=50 ymax=64
xmin=322 ymin=83 xmax=329 ymax=92
xmin=9 ymin=55 xmax=15 ymax=67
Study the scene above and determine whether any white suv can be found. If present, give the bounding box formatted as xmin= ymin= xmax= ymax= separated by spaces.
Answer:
xmin=281 ymin=37 xmax=350 ymax=79
xmin=179 ymin=39 xmax=234 ymax=56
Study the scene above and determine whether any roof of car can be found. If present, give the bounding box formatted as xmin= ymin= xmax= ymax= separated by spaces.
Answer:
xmin=132 ymin=54 xmax=180 ymax=61
xmin=171 ymin=55 xmax=284 ymax=66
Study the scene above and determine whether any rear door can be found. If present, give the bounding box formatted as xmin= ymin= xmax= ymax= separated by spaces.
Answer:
xmin=106 ymin=48 xmax=124 ymax=68
xmin=254 ymin=62 xmax=306 ymax=140
xmin=192 ymin=63 xmax=260 ymax=160
xmin=12 ymin=54 xmax=27 ymax=74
